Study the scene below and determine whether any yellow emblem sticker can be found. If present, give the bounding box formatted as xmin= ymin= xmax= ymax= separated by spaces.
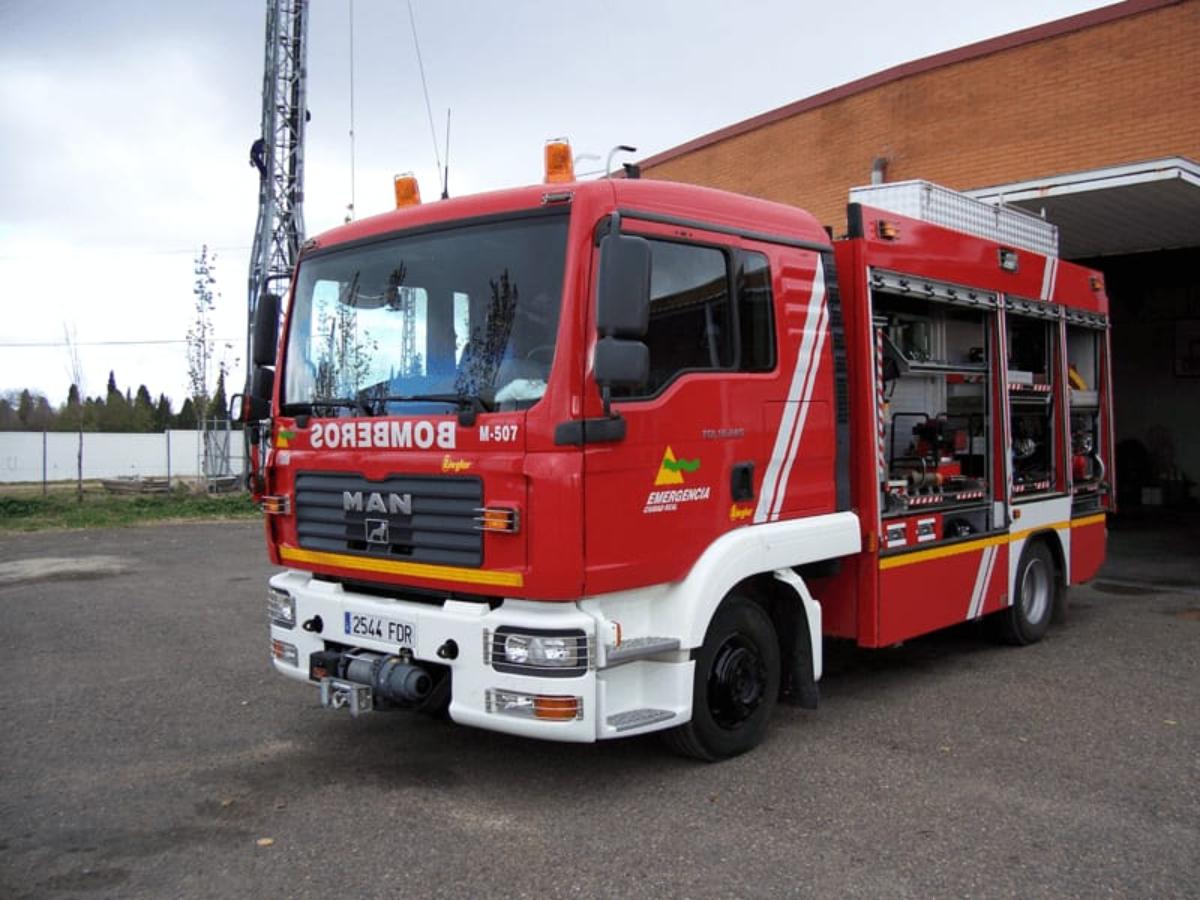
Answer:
xmin=729 ymin=504 xmax=753 ymax=522
xmin=441 ymin=456 xmax=472 ymax=473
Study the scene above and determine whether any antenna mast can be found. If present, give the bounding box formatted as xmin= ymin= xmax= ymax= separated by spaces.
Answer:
xmin=247 ymin=0 xmax=309 ymax=394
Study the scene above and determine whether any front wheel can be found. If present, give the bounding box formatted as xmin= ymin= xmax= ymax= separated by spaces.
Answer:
xmin=663 ymin=597 xmax=780 ymax=761
xmin=992 ymin=540 xmax=1056 ymax=645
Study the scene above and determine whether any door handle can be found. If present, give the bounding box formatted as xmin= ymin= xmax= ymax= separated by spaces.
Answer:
xmin=731 ymin=461 xmax=755 ymax=502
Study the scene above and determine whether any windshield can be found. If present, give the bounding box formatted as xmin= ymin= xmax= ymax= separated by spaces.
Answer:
xmin=282 ymin=213 xmax=568 ymax=416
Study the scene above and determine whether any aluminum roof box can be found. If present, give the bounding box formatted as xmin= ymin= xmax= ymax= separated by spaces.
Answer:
xmin=850 ymin=180 xmax=1059 ymax=258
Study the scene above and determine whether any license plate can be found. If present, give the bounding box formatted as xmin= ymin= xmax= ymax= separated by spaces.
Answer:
xmin=343 ymin=611 xmax=416 ymax=648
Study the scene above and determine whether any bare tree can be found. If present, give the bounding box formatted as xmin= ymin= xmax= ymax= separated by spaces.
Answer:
xmin=63 ymin=323 xmax=85 ymax=503
xmin=313 ymin=284 xmax=377 ymax=403
xmin=188 ymin=246 xmax=218 ymax=481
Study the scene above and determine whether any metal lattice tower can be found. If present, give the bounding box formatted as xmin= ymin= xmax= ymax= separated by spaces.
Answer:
xmin=247 ymin=0 xmax=309 ymax=379
xmin=400 ymin=286 xmax=418 ymax=375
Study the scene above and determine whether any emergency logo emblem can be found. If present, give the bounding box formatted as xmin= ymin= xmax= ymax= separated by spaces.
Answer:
xmin=654 ymin=446 xmax=700 ymax=486
xmin=644 ymin=446 xmax=710 ymax=514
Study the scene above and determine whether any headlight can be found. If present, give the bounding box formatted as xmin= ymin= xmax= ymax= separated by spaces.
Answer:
xmin=489 ymin=628 xmax=589 ymax=677
xmin=268 ymin=588 xmax=295 ymax=629
xmin=504 ymin=634 xmax=573 ymax=665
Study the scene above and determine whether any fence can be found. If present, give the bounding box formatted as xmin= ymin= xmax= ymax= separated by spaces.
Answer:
xmin=0 ymin=428 xmax=246 ymax=485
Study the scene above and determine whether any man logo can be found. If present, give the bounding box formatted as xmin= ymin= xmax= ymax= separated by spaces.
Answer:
xmin=342 ymin=491 xmax=413 ymax=516
xmin=364 ymin=519 xmax=390 ymax=545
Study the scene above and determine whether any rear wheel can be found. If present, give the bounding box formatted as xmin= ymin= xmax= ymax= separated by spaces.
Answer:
xmin=663 ymin=597 xmax=780 ymax=761
xmin=993 ymin=540 xmax=1056 ymax=645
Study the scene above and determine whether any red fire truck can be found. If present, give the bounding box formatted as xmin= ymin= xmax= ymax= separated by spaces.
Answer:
xmin=249 ymin=144 xmax=1113 ymax=759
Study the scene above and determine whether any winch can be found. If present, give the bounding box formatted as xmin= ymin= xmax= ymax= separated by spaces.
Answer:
xmin=310 ymin=649 xmax=441 ymax=717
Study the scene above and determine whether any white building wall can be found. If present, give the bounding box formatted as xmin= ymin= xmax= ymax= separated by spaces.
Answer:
xmin=0 ymin=431 xmax=245 ymax=484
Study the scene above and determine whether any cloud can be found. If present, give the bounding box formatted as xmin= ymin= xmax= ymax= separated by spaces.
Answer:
xmin=1 ymin=46 xmax=259 ymax=247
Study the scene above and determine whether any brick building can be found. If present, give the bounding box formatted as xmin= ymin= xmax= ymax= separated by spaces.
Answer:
xmin=641 ymin=0 xmax=1200 ymax=506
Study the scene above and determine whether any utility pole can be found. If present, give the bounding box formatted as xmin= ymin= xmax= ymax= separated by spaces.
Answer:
xmin=247 ymin=0 xmax=309 ymax=419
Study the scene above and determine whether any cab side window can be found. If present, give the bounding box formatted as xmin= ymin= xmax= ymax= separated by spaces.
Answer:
xmin=618 ymin=239 xmax=774 ymax=397
xmin=739 ymin=252 xmax=774 ymax=371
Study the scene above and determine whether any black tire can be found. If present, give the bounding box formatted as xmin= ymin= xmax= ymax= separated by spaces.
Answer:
xmin=663 ymin=597 xmax=780 ymax=761
xmin=992 ymin=540 xmax=1056 ymax=646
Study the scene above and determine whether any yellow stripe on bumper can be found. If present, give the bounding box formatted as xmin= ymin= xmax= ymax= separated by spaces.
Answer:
xmin=279 ymin=545 xmax=524 ymax=588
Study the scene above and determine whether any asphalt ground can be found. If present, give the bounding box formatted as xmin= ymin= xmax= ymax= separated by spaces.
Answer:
xmin=0 ymin=518 xmax=1197 ymax=899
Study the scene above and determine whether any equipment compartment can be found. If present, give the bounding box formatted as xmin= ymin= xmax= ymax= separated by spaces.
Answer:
xmin=872 ymin=278 xmax=993 ymax=534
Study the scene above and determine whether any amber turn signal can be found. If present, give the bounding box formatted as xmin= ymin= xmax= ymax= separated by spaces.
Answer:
xmin=262 ymin=494 xmax=291 ymax=515
xmin=475 ymin=506 xmax=520 ymax=533
xmin=534 ymin=695 xmax=582 ymax=721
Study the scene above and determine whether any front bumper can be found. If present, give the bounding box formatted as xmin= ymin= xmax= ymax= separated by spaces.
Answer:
xmin=268 ymin=570 xmax=692 ymax=742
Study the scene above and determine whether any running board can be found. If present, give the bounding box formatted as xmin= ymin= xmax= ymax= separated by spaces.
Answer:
xmin=604 ymin=636 xmax=681 ymax=666
xmin=607 ymin=708 xmax=676 ymax=732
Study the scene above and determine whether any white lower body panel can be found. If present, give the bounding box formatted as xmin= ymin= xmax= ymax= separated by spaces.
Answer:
xmin=267 ymin=570 xmax=694 ymax=742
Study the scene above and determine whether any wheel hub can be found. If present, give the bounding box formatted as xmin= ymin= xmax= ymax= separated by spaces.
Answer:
xmin=708 ymin=637 xmax=767 ymax=729
xmin=1021 ymin=557 xmax=1050 ymax=624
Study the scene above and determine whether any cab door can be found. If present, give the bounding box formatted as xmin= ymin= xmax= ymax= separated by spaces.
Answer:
xmin=581 ymin=218 xmax=831 ymax=596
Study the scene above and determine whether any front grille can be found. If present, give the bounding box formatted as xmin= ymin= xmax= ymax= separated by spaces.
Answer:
xmin=294 ymin=472 xmax=483 ymax=567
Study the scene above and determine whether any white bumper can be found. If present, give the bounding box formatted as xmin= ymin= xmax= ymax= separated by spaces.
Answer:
xmin=267 ymin=570 xmax=693 ymax=742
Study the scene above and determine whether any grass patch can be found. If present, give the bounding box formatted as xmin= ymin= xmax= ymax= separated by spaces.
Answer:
xmin=0 ymin=490 xmax=261 ymax=532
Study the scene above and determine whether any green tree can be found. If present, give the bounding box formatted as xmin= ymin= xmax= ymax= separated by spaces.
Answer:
xmin=17 ymin=389 xmax=34 ymax=428
xmin=83 ymin=396 xmax=103 ymax=432
xmin=99 ymin=371 xmax=132 ymax=431
xmin=53 ymin=384 xmax=83 ymax=432
xmin=153 ymin=394 xmax=174 ymax=432
xmin=30 ymin=395 xmax=54 ymax=431
xmin=206 ymin=370 xmax=228 ymax=422
xmin=175 ymin=397 xmax=197 ymax=429
xmin=0 ymin=395 xmax=18 ymax=430
xmin=132 ymin=384 xmax=155 ymax=432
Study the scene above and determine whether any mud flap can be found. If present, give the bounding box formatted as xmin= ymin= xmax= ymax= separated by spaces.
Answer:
xmin=772 ymin=569 xmax=821 ymax=709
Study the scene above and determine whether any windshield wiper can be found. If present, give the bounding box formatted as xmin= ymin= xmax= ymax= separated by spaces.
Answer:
xmin=285 ymin=397 xmax=374 ymax=416
xmin=363 ymin=392 xmax=493 ymax=425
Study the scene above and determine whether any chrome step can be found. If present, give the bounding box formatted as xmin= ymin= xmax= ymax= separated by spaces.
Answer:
xmin=606 ymin=708 xmax=676 ymax=732
xmin=605 ymin=636 xmax=681 ymax=666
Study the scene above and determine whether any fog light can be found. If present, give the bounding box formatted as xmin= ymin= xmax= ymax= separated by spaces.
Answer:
xmin=268 ymin=588 xmax=295 ymax=629
xmin=271 ymin=639 xmax=298 ymax=666
xmin=486 ymin=688 xmax=582 ymax=721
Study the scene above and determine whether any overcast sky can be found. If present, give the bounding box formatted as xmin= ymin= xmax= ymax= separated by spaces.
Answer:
xmin=0 ymin=0 xmax=1111 ymax=408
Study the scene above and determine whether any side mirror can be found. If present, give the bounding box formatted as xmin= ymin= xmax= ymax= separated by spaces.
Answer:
xmin=594 ymin=337 xmax=649 ymax=388
xmin=596 ymin=233 xmax=651 ymax=338
xmin=244 ymin=365 xmax=274 ymax=420
xmin=252 ymin=292 xmax=280 ymax=367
